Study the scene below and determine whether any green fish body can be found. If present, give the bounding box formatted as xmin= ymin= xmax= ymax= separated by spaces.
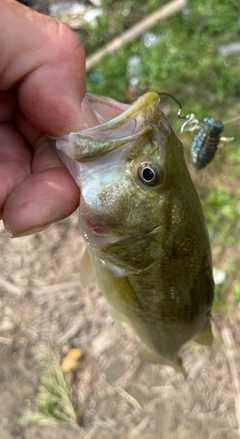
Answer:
xmin=56 ymin=92 xmax=214 ymax=372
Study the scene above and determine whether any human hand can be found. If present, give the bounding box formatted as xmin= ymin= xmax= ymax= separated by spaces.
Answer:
xmin=0 ymin=0 xmax=98 ymax=237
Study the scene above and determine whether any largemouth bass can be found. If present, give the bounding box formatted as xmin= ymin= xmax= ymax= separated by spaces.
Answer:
xmin=55 ymin=92 xmax=214 ymax=373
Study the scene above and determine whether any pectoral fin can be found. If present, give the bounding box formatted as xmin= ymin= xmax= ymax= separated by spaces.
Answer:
xmin=112 ymin=276 xmax=141 ymax=307
xmin=109 ymin=306 xmax=129 ymax=326
xmin=195 ymin=325 xmax=213 ymax=346
xmin=80 ymin=248 xmax=95 ymax=288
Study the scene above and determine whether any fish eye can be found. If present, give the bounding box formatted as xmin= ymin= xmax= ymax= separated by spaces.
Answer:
xmin=137 ymin=161 xmax=163 ymax=187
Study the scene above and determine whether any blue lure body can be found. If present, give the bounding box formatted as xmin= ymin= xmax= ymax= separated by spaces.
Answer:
xmin=191 ymin=118 xmax=224 ymax=170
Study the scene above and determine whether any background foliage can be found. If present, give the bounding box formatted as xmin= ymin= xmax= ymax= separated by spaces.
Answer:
xmin=83 ymin=1 xmax=240 ymax=109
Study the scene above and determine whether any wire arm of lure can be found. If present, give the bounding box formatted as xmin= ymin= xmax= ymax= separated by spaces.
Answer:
xmin=157 ymin=92 xmax=201 ymax=133
xmin=218 ymin=136 xmax=235 ymax=148
xmin=157 ymin=92 xmax=188 ymax=119
xmin=180 ymin=113 xmax=202 ymax=134
xmin=218 ymin=115 xmax=239 ymax=144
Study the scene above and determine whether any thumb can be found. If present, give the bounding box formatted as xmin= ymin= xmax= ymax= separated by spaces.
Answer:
xmin=1 ymin=0 xmax=97 ymax=135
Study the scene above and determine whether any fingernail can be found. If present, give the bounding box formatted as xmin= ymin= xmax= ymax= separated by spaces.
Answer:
xmin=10 ymin=224 xmax=51 ymax=238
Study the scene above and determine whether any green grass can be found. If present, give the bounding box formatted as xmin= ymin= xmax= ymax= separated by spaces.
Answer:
xmin=199 ymin=186 xmax=240 ymax=246
xmin=82 ymin=0 xmax=240 ymax=110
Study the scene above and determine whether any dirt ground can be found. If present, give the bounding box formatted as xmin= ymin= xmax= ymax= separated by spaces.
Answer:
xmin=0 ymin=212 xmax=240 ymax=439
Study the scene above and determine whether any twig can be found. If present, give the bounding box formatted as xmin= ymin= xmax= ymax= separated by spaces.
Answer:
xmin=86 ymin=0 xmax=186 ymax=71
xmin=112 ymin=357 xmax=141 ymax=387
xmin=93 ymin=418 xmax=116 ymax=429
xmin=98 ymin=375 xmax=142 ymax=411
xmin=57 ymin=319 xmax=83 ymax=344
xmin=131 ymin=415 xmax=150 ymax=437
xmin=98 ymin=374 xmax=116 ymax=398
xmin=114 ymin=386 xmax=142 ymax=412
xmin=221 ymin=327 xmax=240 ymax=437
xmin=32 ymin=281 xmax=82 ymax=296
xmin=0 ymin=275 xmax=22 ymax=295
xmin=84 ymin=427 xmax=99 ymax=439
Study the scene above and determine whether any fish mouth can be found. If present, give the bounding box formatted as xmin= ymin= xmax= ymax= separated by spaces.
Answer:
xmin=55 ymin=92 xmax=161 ymax=165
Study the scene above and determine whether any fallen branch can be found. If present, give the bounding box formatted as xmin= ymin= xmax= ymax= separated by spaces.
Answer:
xmin=86 ymin=0 xmax=186 ymax=71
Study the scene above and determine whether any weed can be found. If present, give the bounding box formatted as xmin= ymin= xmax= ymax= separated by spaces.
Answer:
xmin=19 ymin=344 xmax=82 ymax=429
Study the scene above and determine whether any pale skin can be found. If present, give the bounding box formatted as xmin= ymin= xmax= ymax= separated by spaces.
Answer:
xmin=0 ymin=0 xmax=98 ymax=237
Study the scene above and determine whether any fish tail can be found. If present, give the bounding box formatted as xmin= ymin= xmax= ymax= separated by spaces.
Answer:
xmin=195 ymin=324 xmax=213 ymax=346
xmin=139 ymin=345 xmax=185 ymax=375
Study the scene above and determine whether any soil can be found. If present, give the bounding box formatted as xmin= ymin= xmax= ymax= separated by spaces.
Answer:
xmin=1 ymin=212 xmax=240 ymax=439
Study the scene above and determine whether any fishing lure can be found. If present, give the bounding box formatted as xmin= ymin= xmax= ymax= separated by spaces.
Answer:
xmin=158 ymin=92 xmax=235 ymax=170
xmin=181 ymin=114 xmax=234 ymax=170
